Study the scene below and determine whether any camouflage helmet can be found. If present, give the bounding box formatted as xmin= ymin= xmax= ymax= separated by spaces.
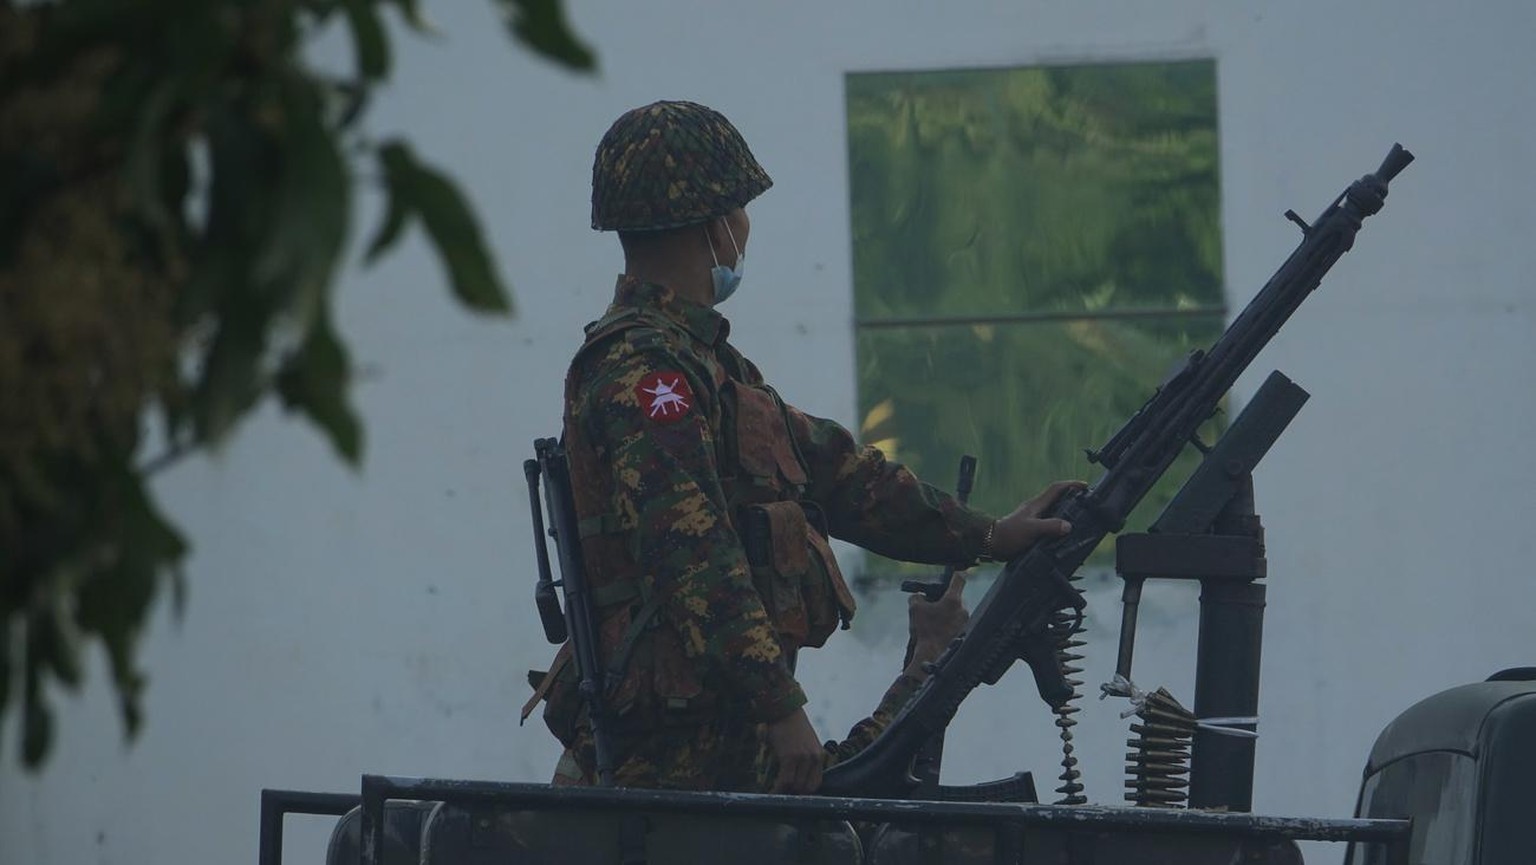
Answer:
xmin=591 ymin=101 xmax=772 ymax=232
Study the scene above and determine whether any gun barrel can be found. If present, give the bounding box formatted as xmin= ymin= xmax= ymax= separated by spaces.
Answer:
xmin=1375 ymin=143 xmax=1415 ymax=183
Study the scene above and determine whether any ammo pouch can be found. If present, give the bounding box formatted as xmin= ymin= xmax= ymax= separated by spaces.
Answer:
xmin=740 ymin=500 xmax=856 ymax=650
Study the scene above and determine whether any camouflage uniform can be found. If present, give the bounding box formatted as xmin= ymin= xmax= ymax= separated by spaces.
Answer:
xmin=529 ymin=102 xmax=995 ymax=792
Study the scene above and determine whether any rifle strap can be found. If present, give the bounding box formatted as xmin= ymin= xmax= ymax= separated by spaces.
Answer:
xmin=605 ymin=591 xmax=665 ymax=696
xmin=520 ymin=641 xmax=573 ymax=724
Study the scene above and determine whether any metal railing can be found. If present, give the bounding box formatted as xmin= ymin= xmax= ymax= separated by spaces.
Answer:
xmin=249 ymin=775 xmax=1413 ymax=865
xmin=259 ymin=789 xmax=360 ymax=865
xmin=258 ymin=777 xmax=1406 ymax=865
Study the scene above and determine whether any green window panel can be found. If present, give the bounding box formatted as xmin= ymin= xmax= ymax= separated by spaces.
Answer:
xmin=845 ymin=60 xmax=1224 ymax=578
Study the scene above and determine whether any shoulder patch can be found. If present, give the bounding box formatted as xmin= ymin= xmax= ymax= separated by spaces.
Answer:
xmin=635 ymin=371 xmax=695 ymax=423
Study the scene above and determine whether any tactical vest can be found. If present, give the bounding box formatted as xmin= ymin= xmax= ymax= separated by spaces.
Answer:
xmin=534 ymin=306 xmax=855 ymax=744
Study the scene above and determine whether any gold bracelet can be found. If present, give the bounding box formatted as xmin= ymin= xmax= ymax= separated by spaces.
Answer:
xmin=980 ymin=520 xmax=998 ymax=562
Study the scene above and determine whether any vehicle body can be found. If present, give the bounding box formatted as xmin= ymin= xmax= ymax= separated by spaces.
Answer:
xmin=1346 ymin=669 xmax=1536 ymax=865
xmin=259 ymin=669 xmax=1536 ymax=865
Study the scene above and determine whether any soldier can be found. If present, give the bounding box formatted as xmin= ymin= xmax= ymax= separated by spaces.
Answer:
xmin=528 ymin=100 xmax=1080 ymax=794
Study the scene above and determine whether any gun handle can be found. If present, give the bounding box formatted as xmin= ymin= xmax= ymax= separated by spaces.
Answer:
xmin=899 ymin=578 xmax=934 ymax=597
xmin=1019 ymin=634 xmax=1074 ymax=709
xmin=900 ymin=569 xmax=954 ymax=602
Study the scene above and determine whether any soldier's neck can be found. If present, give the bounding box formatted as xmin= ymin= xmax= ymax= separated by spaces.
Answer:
xmin=623 ymin=253 xmax=715 ymax=309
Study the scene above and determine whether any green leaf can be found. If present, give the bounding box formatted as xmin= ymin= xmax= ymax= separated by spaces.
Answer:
xmin=341 ymin=0 xmax=391 ymax=81
xmin=20 ymin=625 xmax=58 ymax=769
xmin=156 ymin=363 xmax=192 ymax=447
xmin=108 ymin=652 xmax=147 ymax=738
xmin=364 ymin=145 xmax=413 ymax=263
xmin=34 ymin=604 xmax=82 ymax=689
xmin=124 ymin=81 xmax=180 ymax=236
xmin=496 ymin=0 xmax=596 ymax=72
xmin=70 ymin=466 xmax=188 ymax=743
xmin=116 ymin=474 xmax=187 ymax=735
xmin=158 ymin=134 xmax=192 ymax=238
xmin=22 ymin=670 xmax=52 ymax=769
xmin=194 ymin=305 xmax=269 ymax=445
xmin=0 ymin=150 xmax=64 ymax=268
xmin=0 ymin=618 xmax=11 ymax=721
xmin=377 ymin=140 xmax=513 ymax=314
xmin=275 ymin=306 xmax=364 ymax=464
xmin=383 ymin=0 xmax=433 ymax=32
xmin=186 ymin=105 xmax=275 ymax=441
xmin=254 ymin=73 xmax=351 ymax=319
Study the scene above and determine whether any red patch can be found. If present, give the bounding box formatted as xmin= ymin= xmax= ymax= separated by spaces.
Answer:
xmin=634 ymin=371 xmax=695 ymax=424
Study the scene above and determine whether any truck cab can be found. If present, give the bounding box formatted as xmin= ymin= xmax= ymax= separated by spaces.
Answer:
xmin=1346 ymin=669 xmax=1536 ymax=865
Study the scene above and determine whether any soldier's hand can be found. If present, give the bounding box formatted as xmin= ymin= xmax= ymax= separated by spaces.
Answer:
xmin=766 ymin=707 xmax=825 ymax=794
xmin=907 ymin=572 xmax=969 ymax=670
xmin=989 ymin=480 xmax=1087 ymax=560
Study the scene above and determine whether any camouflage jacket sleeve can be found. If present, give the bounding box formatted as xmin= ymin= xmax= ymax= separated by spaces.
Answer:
xmin=573 ymin=343 xmax=807 ymax=723
xmin=822 ymin=671 xmax=925 ymax=766
xmin=785 ymin=406 xmax=994 ymax=565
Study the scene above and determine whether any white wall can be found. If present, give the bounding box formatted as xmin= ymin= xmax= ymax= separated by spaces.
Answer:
xmin=5 ymin=1 xmax=1534 ymax=862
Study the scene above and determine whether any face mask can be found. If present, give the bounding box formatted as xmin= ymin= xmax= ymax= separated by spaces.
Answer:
xmin=707 ymin=219 xmax=745 ymax=305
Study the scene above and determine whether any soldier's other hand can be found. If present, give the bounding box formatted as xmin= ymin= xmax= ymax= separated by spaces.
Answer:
xmin=990 ymin=480 xmax=1087 ymax=560
xmin=907 ymin=572 xmax=969 ymax=669
xmin=766 ymin=707 xmax=824 ymax=794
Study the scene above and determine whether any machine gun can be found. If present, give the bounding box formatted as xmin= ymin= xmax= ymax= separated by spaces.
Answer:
xmin=820 ymin=143 xmax=1414 ymax=800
